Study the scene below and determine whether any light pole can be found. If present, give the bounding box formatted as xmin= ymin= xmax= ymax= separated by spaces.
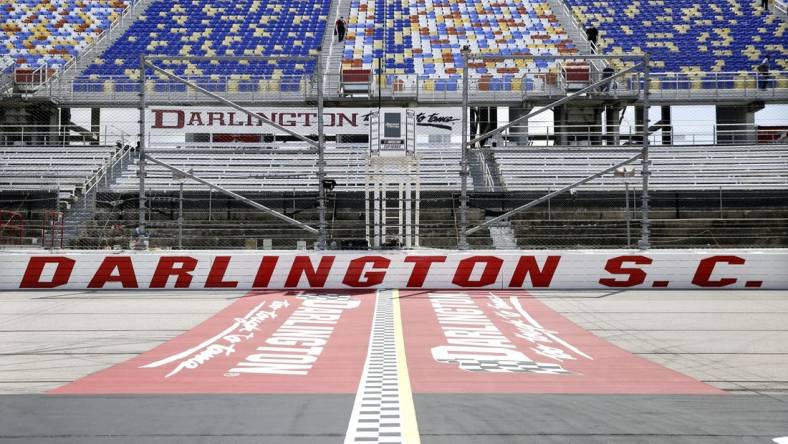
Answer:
xmin=615 ymin=165 xmax=635 ymax=247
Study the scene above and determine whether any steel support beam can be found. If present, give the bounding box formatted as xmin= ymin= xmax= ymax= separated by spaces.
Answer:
xmin=137 ymin=55 xmax=147 ymax=235
xmin=465 ymin=153 xmax=643 ymax=235
xmin=145 ymin=155 xmax=318 ymax=235
xmin=143 ymin=60 xmax=320 ymax=148
xmin=467 ymin=63 xmax=642 ymax=148
xmin=458 ymin=47 xmax=470 ymax=249
xmin=316 ymin=53 xmax=328 ymax=249
xmin=639 ymin=53 xmax=651 ymax=249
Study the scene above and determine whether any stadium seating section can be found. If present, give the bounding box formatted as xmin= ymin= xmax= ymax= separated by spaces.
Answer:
xmin=110 ymin=146 xmax=461 ymax=192
xmin=565 ymin=0 xmax=788 ymax=72
xmin=79 ymin=0 xmax=330 ymax=82
xmin=341 ymin=0 xmax=579 ymax=79
xmin=1 ymin=0 xmax=129 ymax=70
xmin=494 ymin=145 xmax=788 ymax=191
xmin=4 ymin=0 xmax=786 ymax=82
xmin=0 ymin=144 xmax=120 ymax=197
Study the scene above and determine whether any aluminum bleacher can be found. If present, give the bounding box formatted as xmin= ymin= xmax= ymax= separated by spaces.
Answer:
xmin=0 ymin=144 xmax=122 ymax=199
xmin=493 ymin=144 xmax=788 ymax=191
xmin=110 ymin=145 xmax=461 ymax=192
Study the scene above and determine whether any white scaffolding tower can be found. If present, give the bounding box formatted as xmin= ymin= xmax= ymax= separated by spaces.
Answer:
xmin=365 ymin=110 xmax=420 ymax=248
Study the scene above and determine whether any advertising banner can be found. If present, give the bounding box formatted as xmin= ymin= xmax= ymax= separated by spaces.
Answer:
xmin=2 ymin=250 xmax=786 ymax=290
xmin=148 ymin=107 xmax=461 ymax=136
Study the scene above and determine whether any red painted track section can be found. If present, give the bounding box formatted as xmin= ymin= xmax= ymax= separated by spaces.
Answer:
xmin=52 ymin=290 xmax=374 ymax=394
xmin=399 ymin=290 xmax=723 ymax=394
xmin=51 ymin=289 xmax=722 ymax=395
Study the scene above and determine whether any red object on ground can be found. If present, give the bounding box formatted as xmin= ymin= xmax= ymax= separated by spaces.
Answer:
xmin=52 ymin=290 xmax=375 ymax=394
xmin=399 ymin=290 xmax=724 ymax=395
xmin=52 ymin=289 xmax=723 ymax=395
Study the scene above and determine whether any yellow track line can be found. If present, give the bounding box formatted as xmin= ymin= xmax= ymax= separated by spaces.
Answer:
xmin=393 ymin=289 xmax=421 ymax=443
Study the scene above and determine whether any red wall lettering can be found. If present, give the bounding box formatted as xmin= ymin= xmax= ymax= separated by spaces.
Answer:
xmin=252 ymin=256 xmax=279 ymax=288
xmin=285 ymin=256 xmax=335 ymax=288
xmin=599 ymin=255 xmax=652 ymax=287
xmin=149 ymin=257 xmax=198 ymax=288
xmin=692 ymin=255 xmax=745 ymax=287
xmin=19 ymin=256 xmax=75 ymax=289
xmin=342 ymin=256 xmax=390 ymax=287
xmin=452 ymin=256 xmax=503 ymax=287
xmin=508 ymin=256 xmax=561 ymax=288
xmin=88 ymin=257 xmax=138 ymax=288
xmin=404 ymin=256 xmax=447 ymax=287
xmin=204 ymin=256 xmax=238 ymax=288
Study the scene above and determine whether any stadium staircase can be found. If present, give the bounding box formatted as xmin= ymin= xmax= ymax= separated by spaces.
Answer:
xmin=547 ymin=0 xmax=595 ymax=56
xmin=487 ymin=218 xmax=518 ymax=249
xmin=322 ymin=0 xmax=354 ymax=92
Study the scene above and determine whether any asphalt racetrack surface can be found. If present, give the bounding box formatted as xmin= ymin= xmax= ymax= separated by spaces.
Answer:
xmin=1 ymin=289 xmax=787 ymax=443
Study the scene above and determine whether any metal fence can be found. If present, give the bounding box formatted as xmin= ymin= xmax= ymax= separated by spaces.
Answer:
xmin=2 ymin=54 xmax=787 ymax=251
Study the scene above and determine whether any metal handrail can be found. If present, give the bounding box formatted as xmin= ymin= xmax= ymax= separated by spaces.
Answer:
xmin=81 ymin=143 xmax=135 ymax=196
xmin=775 ymin=0 xmax=787 ymax=15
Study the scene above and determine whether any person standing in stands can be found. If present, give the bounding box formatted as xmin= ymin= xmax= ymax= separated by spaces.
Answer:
xmin=757 ymin=56 xmax=771 ymax=90
xmin=600 ymin=66 xmax=615 ymax=91
xmin=335 ymin=16 xmax=347 ymax=42
xmin=586 ymin=26 xmax=599 ymax=52
xmin=761 ymin=0 xmax=768 ymax=9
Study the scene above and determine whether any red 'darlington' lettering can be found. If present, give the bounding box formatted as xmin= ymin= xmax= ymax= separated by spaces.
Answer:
xmin=599 ymin=255 xmax=652 ymax=287
xmin=19 ymin=256 xmax=75 ymax=289
xmin=204 ymin=256 xmax=238 ymax=288
xmin=285 ymin=256 xmax=335 ymax=288
xmin=452 ymin=256 xmax=503 ymax=287
xmin=149 ymin=256 xmax=198 ymax=288
xmin=692 ymin=255 xmax=745 ymax=287
xmin=342 ymin=256 xmax=390 ymax=287
xmin=252 ymin=256 xmax=279 ymax=288
xmin=88 ymin=256 xmax=138 ymax=288
xmin=404 ymin=256 xmax=447 ymax=287
xmin=508 ymin=256 xmax=561 ymax=288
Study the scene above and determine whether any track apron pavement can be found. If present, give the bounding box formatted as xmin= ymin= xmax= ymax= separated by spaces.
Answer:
xmin=0 ymin=288 xmax=787 ymax=443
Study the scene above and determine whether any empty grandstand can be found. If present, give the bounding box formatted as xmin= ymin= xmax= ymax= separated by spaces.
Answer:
xmin=565 ymin=0 xmax=787 ymax=72
xmin=77 ymin=0 xmax=329 ymax=92
xmin=0 ymin=0 xmax=787 ymax=251
xmin=2 ymin=0 xmax=131 ymax=70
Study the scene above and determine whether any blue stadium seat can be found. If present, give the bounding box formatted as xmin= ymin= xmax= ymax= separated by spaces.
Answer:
xmin=565 ymin=0 xmax=787 ymax=74
xmin=76 ymin=0 xmax=330 ymax=81
xmin=1 ymin=0 xmax=129 ymax=70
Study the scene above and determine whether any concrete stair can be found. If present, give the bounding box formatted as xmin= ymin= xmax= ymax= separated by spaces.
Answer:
xmin=488 ymin=219 xmax=518 ymax=249
xmin=321 ymin=0 xmax=353 ymax=98
xmin=547 ymin=0 xmax=595 ymax=56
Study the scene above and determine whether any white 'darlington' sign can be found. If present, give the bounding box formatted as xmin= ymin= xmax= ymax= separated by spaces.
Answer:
xmin=148 ymin=107 xmax=461 ymax=136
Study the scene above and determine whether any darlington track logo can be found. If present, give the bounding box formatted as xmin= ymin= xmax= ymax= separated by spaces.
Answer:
xmin=140 ymin=293 xmax=360 ymax=378
xmin=428 ymin=292 xmax=592 ymax=374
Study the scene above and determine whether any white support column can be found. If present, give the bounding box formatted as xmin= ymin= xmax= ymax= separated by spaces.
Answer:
xmin=398 ymin=182 xmax=404 ymax=245
xmin=373 ymin=180 xmax=381 ymax=248
xmin=405 ymin=171 xmax=412 ymax=248
xmin=414 ymin=161 xmax=421 ymax=248
xmin=365 ymin=179 xmax=371 ymax=247
xmin=381 ymin=180 xmax=388 ymax=244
